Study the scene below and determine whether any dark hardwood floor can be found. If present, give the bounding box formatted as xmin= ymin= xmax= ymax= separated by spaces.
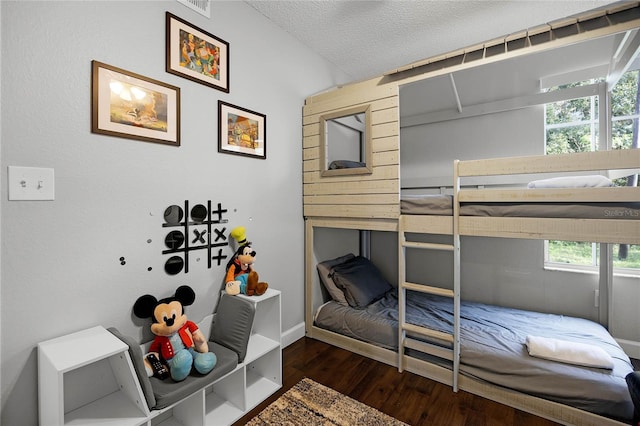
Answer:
xmin=234 ymin=337 xmax=560 ymax=425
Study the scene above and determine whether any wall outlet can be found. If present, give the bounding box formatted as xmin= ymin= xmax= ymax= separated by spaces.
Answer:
xmin=8 ymin=166 xmax=55 ymax=201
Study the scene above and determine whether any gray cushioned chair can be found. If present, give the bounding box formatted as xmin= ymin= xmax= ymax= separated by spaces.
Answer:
xmin=108 ymin=293 xmax=255 ymax=410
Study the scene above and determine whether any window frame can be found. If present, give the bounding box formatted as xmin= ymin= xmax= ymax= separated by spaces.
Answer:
xmin=543 ymin=77 xmax=639 ymax=276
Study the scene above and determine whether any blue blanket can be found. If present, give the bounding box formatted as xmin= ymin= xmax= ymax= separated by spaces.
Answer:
xmin=315 ymin=291 xmax=634 ymax=422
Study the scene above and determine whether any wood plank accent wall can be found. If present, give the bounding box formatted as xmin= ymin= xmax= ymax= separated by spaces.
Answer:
xmin=303 ymin=85 xmax=400 ymax=219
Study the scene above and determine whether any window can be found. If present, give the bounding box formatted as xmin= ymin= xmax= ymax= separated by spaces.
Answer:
xmin=545 ymin=240 xmax=640 ymax=274
xmin=544 ymin=71 xmax=639 ymax=274
xmin=545 ymin=79 xmax=600 ymax=154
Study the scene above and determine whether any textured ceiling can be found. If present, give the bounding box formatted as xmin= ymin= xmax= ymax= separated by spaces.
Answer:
xmin=245 ymin=0 xmax=617 ymax=82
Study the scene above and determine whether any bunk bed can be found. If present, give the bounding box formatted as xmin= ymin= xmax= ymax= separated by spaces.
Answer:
xmin=305 ymin=148 xmax=640 ymax=426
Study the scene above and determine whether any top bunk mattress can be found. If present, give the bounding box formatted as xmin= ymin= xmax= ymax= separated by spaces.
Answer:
xmin=401 ymin=194 xmax=454 ymax=215
xmin=400 ymin=194 xmax=640 ymax=219
xmin=314 ymin=291 xmax=634 ymax=422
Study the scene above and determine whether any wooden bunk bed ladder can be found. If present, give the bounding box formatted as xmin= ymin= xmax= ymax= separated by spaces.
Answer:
xmin=397 ymin=214 xmax=461 ymax=391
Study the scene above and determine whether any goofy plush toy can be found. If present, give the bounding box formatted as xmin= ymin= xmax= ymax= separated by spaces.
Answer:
xmin=133 ymin=285 xmax=216 ymax=381
xmin=225 ymin=226 xmax=268 ymax=296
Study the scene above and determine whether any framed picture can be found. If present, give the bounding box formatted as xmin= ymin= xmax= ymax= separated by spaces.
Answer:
xmin=218 ymin=101 xmax=266 ymax=159
xmin=91 ymin=60 xmax=180 ymax=146
xmin=166 ymin=12 xmax=229 ymax=93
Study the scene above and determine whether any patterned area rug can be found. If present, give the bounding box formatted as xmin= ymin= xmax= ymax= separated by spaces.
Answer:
xmin=247 ymin=377 xmax=408 ymax=425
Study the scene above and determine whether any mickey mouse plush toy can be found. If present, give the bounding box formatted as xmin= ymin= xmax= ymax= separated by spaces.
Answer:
xmin=133 ymin=285 xmax=216 ymax=381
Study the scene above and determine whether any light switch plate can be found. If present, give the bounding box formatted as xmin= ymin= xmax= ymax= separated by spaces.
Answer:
xmin=8 ymin=166 xmax=55 ymax=201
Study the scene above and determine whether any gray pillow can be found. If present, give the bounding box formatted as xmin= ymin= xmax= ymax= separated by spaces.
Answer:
xmin=329 ymin=160 xmax=366 ymax=169
xmin=317 ymin=253 xmax=355 ymax=305
xmin=211 ymin=293 xmax=256 ymax=363
xmin=330 ymin=256 xmax=392 ymax=309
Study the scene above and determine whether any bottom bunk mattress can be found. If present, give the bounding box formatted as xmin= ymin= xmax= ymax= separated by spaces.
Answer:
xmin=314 ymin=291 xmax=634 ymax=422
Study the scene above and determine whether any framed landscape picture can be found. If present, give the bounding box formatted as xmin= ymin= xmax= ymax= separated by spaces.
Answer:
xmin=218 ymin=101 xmax=266 ymax=159
xmin=166 ymin=12 xmax=229 ymax=93
xmin=91 ymin=60 xmax=180 ymax=146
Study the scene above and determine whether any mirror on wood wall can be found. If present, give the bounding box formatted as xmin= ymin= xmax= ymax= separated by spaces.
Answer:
xmin=319 ymin=105 xmax=372 ymax=176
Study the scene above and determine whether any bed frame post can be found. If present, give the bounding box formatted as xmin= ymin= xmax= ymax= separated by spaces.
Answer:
xmin=599 ymin=243 xmax=612 ymax=328
xmin=398 ymin=215 xmax=407 ymax=372
xmin=453 ymin=159 xmax=461 ymax=392
xmin=305 ymin=219 xmax=315 ymax=336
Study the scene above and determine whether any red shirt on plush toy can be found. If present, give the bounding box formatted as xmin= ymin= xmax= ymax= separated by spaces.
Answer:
xmin=149 ymin=318 xmax=200 ymax=360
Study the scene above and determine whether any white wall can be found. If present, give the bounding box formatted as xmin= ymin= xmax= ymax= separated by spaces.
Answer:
xmin=371 ymin=231 xmax=602 ymax=317
xmin=611 ymin=275 xmax=640 ymax=357
xmin=0 ymin=1 xmax=349 ymax=424
xmin=400 ymin=107 xmax=544 ymax=187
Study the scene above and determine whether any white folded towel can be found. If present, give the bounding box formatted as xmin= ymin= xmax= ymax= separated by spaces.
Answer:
xmin=525 ymin=335 xmax=614 ymax=369
xmin=527 ymin=175 xmax=613 ymax=189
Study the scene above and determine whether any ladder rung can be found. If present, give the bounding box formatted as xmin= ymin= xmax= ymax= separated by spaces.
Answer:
xmin=402 ymin=241 xmax=454 ymax=251
xmin=402 ymin=282 xmax=454 ymax=298
xmin=402 ymin=323 xmax=453 ymax=343
xmin=404 ymin=337 xmax=453 ymax=361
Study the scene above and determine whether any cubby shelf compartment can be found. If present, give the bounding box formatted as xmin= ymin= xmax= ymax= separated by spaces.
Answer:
xmin=150 ymin=390 xmax=203 ymax=426
xmin=245 ymin=347 xmax=281 ymax=410
xmin=204 ymin=367 xmax=245 ymax=425
xmin=204 ymin=289 xmax=283 ymax=425
xmin=38 ymin=325 xmax=149 ymax=426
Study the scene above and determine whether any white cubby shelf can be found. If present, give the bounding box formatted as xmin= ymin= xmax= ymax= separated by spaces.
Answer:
xmin=38 ymin=289 xmax=282 ymax=426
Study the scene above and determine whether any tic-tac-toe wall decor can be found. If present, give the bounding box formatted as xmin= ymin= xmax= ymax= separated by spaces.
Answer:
xmin=162 ymin=200 xmax=230 ymax=275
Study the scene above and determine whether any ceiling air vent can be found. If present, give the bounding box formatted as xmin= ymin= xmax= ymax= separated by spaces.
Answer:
xmin=177 ymin=0 xmax=211 ymax=18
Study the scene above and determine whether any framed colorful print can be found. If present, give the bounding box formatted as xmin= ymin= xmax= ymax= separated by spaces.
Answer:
xmin=91 ymin=60 xmax=180 ymax=146
xmin=166 ymin=12 xmax=229 ymax=93
xmin=218 ymin=101 xmax=266 ymax=159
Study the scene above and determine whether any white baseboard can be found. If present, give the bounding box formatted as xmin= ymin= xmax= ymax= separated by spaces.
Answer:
xmin=281 ymin=322 xmax=305 ymax=348
xmin=617 ymin=338 xmax=640 ymax=359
